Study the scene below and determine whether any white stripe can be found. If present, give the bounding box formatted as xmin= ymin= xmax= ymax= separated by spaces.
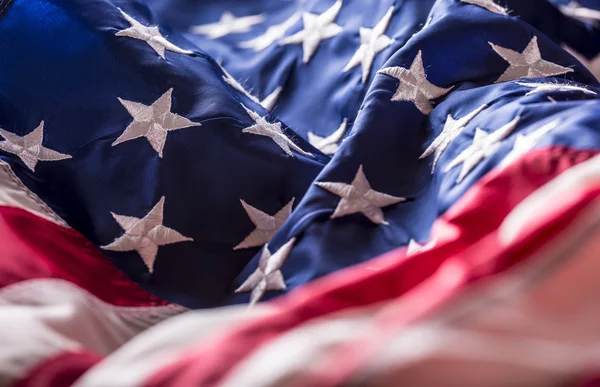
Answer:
xmin=0 ymin=279 xmax=185 ymax=386
xmin=74 ymin=304 xmax=272 ymax=387
xmin=220 ymin=306 xmax=382 ymax=387
xmin=0 ymin=160 xmax=68 ymax=227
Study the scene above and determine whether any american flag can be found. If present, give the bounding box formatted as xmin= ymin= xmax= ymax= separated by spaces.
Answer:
xmin=2 ymin=0 xmax=600 ymax=386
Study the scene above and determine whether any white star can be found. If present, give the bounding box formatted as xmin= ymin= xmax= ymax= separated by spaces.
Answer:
xmin=308 ymin=118 xmax=348 ymax=155
xmin=500 ymin=119 xmax=561 ymax=167
xmin=378 ymin=51 xmax=453 ymax=114
xmin=461 ymin=0 xmax=508 ymax=15
xmin=240 ymin=104 xmax=312 ymax=157
xmin=407 ymin=238 xmax=437 ymax=256
xmin=490 ymin=36 xmax=574 ymax=84
xmin=235 ymin=237 xmax=296 ymax=306
xmin=234 ymin=198 xmax=295 ymax=250
xmin=0 ymin=121 xmax=71 ymax=172
xmin=559 ymin=1 xmax=600 ymax=23
xmin=446 ymin=115 xmax=521 ymax=183
xmin=114 ymin=89 xmax=201 ymax=158
xmin=420 ymin=104 xmax=488 ymax=171
xmin=516 ymin=81 xmax=597 ymax=96
xmin=240 ymin=13 xmax=301 ymax=51
xmin=221 ymin=66 xmax=283 ymax=111
xmin=343 ymin=7 xmax=395 ymax=83
xmin=190 ymin=11 xmax=265 ymax=39
xmin=102 ymin=197 xmax=193 ymax=272
xmin=315 ymin=165 xmax=406 ymax=225
xmin=280 ymin=0 xmax=344 ymax=63
xmin=115 ymin=9 xmax=193 ymax=59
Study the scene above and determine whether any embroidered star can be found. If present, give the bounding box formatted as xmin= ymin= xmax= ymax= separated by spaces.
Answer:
xmin=308 ymin=118 xmax=348 ymax=155
xmin=378 ymin=51 xmax=453 ymax=114
xmin=234 ymin=198 xmax=295 ymax=250
xmin=516 ymin=81 xmax=597 ymax=96
xmin=235 ymin=237 xmax=296 ymax=306
xmin=0 ymin=121 xmax=71 ymax=172
xmin=461 ymin=0 xmax=508 ymax=15
xmin=559 ymin=1 xmax=600 ymax=23
xmin=343 ymin=7 xmax=395 ymax=83
xmin=420 ymin=104 xmax=488 ymax=171
xmin=240 ymin=104 xmax=312 ymax=157
xmin=490 ymin=36 xmax=573 ymax=84
xmin=115 ymin=9 xmax=193 ymax=59
xmin=221 ymin=66 xmax=282 ymax=111
xmin=113 ymin=89 xmax=201 ymax=158
xmin=102 ymin=197 xmax=193 ymax=272
xmin=240 ymin=13 xmax=301 ymax=51
xmin=315 ymin=165 xmax=406 ymax=225
xmin=407 ymin=238 xmax=437 ymax=256
xmin=446 ymin=116 xmax=521 ymax=183
xmin=190 ymin=11 xmax=265 ymax=39
xmin=280 ymin=0 xmax=344 ymax=63
xmin=500 ymin=119 xmax=561 ymax=167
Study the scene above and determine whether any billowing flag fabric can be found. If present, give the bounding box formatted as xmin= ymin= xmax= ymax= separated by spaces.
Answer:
xmin=1 ymin=0 xmax=600 ymax=386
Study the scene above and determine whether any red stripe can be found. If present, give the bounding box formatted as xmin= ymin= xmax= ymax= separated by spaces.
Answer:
xmin=144 ymin=146 xmax=599 ymax=387
xmin=13 ymin=351 xmax=102 ymax=387
xmin=580 ymin=375 xmax=600 ymax=387
xmin=0 ymin=205 xmax=169 ymax=307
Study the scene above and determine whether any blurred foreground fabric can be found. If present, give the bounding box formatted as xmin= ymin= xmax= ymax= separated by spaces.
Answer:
xmin=1 ymin=0 xmax=600 ymax=386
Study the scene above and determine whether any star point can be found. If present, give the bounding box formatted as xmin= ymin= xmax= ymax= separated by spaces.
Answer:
xmin=446 ymin=116 xmax=521 ymax=183
xmin=115 ymin=8 xmax=193 ymax=59
xmin=407 ymin=238 xmax=437 ymax=256
xmin=420 ymin=104 xmax=488 ymax=171
xmin=500 ymin=119 xmax=561 ymax=167
xmin=378 ymin=51 xmax=453 ymax=114
xmin=260 ymin=87 xmax=283 ymax=112
xmin=343 ymin=7 xmax=395 ymax=83
xmin=114 ymin=89 xmax=201 ymax=158
xmin=234 ymin=198 xmax=295 ymax=250
xmin=190 ymin=11 xmax=265 ymax=39
xmin=516 ymin=81 xmax=597 ymax=96
xmin=461 ymin=0 xmax=508 ymax=15
xmin=240 ymin=104 xmax=311 ymax=157
xmin=0 ymin=121 xmax=71 ymax=172
xmin=490 ymin=36 xmax=573 ymax=84
xmin=280 ymin=0 xmax=344 ymax=63
xmin=221 ymin=66 xmax=282 ymax=111
xmin=240 ymin=13 xmax=301 ymax=52
xmin=315 ymin=165 xmax=406 ymax=225
xmin=559 ymin=1 xmax=600 ymax=24
xmin=102 ymin=197 xmax=193 ymax=272
xmin=235 ymin=237 xmax=296 ymax=306
xmin=308 ymin=118 xmax=348 ymax=155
